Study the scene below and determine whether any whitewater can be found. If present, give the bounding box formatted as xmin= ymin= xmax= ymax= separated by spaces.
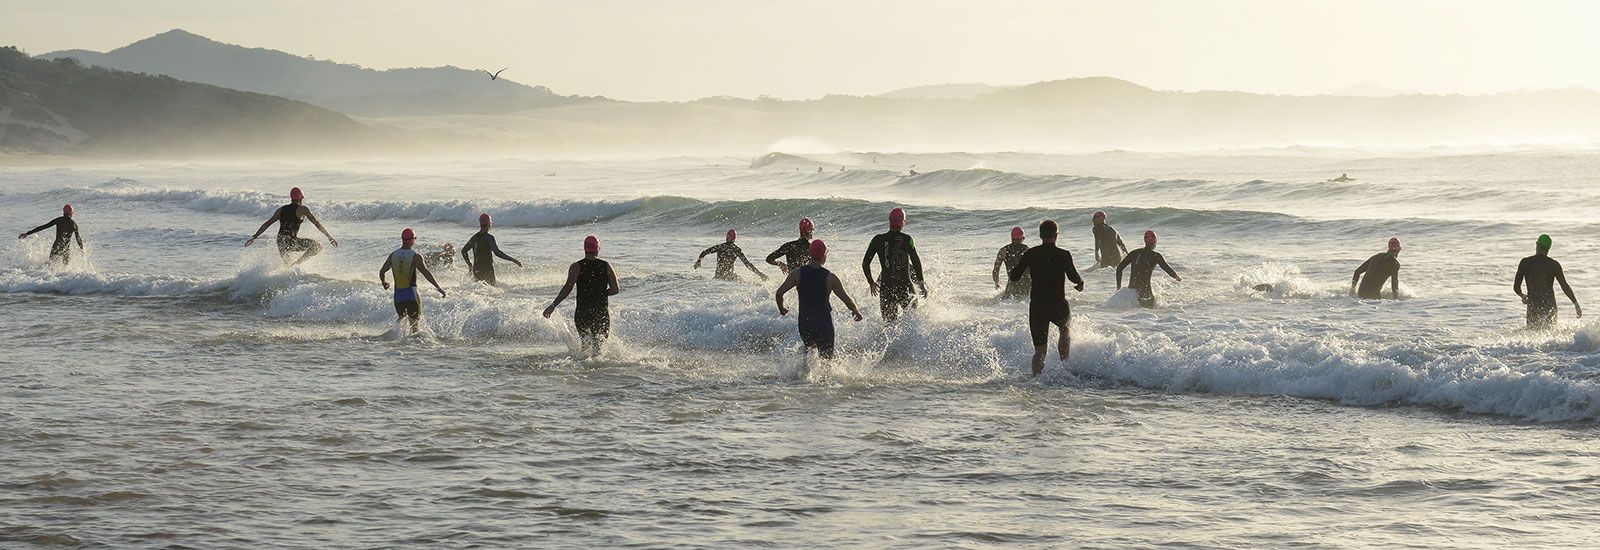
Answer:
xmin=2 ymin=150 xmax=1598 ymax=547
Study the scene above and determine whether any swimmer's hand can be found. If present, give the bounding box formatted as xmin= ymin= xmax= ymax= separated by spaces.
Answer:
xmin=542 ymin=305 xmax=556 ymax=319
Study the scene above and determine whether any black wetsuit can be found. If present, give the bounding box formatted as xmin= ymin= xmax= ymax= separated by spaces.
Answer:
xmin=699 ymin=242 xmax=757 ymax=281
xmin=767 ymin=238 xmax=811 ymax=272
xmin=996 ymin=242 xmax=1030 ymax=299
xmin=796 ymin=264 xmax=836 ymax=358
xmin=1353 ymin=252 xmax=1400 ymax=300
xmin=1092 ymin=224 xmax=1124 ymax=268
xmin=1516 ymin=254 xmax=1569 ymax=329
xmin=862 ymin=230 xmax=925 ymax=321
xmin=274 ymin=204 xmax=318 ymax=258
xmin=23 ymin=216 xmax=79 ymax=263
xmin=573 ymin=258 xmax=613 ymax=347
xmin=1118 ymin=248 xmax=1178 ymax=308
xmin=463 ymin=231 xmax=517 ymax=286
xmin=1009 ymin=243 xmax=1083 ymax=347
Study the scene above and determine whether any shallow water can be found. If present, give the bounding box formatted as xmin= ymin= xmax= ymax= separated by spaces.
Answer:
xmin=2 ymin=151 xmax=1598 ymax=547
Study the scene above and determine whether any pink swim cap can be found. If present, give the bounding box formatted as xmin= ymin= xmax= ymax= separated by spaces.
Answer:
xmin=401 ymin=228 xmax=416 ymax=242
xmin=1388 ymin=237 xmax=1401 ymax=252
xmin=1093 ymin=211 xmax=1106 ymax=221
xmin=584 ymin=235 xmax=600 ymax=253
xmin=289 ymin=187 xmax=304 ymax=200
xmin=809 ymin=239 xmax=827 ymax=259
xmin=889 ymin=208 xmax=906 ymax=227
xmin=1011 ymin=226 xmax=1024 ymax=240
xmin=63 ymin=204 xmax=73 ymax=216
xmin=799 ymin=217 xmax=814 ymax=233
xmin=1144 ymin=230 xmax=1157 ymax=247
xmin=726 ymin=229 xmax=737 ymax=242
xmin=479 ymin=213 xmax=491 ymax=225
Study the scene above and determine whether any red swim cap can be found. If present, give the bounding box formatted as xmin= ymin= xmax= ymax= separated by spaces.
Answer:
xmin=1011 ymin=226 xmax=1024 ymax=240
xmin=799 ymin=217 xmax=814 ymax=233
xmin=889 ymin=208 xmax=906 ymax=227
xmin=63 ymin=204 xmax=73 ymax=216
xmin=289 ymin=187 xmax=304 ymax=200
xmin=1144 ymin=230 xmax=1157 ymax=247
xmin=1388 ymin=237 xmax=1401 ymax=252
xmin=401 ymin=228 xmax=416 ymax=242
xmin=726 ymin=229 xmax=737 ymax=242
xmin=584 ymin=235 xmax=600 ymax=253
xmin=1093 ymin=211 xmax=1106 ymax=221
xmin=809 ymin=239 xmax=827 ymax=259
xmin=479 ymin=213 xmax=491 ymax=225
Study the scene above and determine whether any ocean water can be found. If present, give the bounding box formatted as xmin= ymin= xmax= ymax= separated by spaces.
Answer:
xmin=2 ymin=150 xmax=1598 ymax=547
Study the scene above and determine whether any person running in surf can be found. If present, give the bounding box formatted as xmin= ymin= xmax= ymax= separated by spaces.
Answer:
xmin=775 ymin=240 xmax=864 ymax=359
xmin=1117 ymin=230 xmax=1182 ymax=308
xmin=862 ymin=207 xmax=928 ymax=322
xmin=993 ymin=226 xmax=1030 ymax=299
xmin=245 ymin=187 xmax=338 ymax=267
xmin=426 ymin=243 xmax=455 ymax=269
xmin=544 ymin=236 xmax=621 ymax=356
xmin=378 ymin=228 xmax=447 ymax=334
xmin=19 ymin=204 xmax=84 ymax=265
xmin=1091 ymin=211 xmax=1128 ymax=269
xmin=766 ymin=217 xmax=815 ymax=273
xmin=695 ymin=229 xmax=768 ymax=282
xmin=461 ymin=213 xmax=523 ymax=286
xmin=1009 ymin=220 xmax=1085 ymax=376
xmin=1351 ymin=238 xmax=1402 ymax=300
xmin=1514 ymin=234 xmax=1582 ymax=329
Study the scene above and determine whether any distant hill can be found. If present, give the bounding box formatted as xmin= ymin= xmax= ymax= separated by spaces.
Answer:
xmin=877 ymin=82 xmax=1010 ymax=100
xmin=37 ymin=29 xmax=603 ymax=116
xmin=0 ymin=46 xmax=375 ymax=155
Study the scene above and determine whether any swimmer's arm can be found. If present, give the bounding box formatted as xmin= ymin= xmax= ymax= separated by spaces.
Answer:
xmin=993 ymin=250 xmax=1005 ymax=288
xmin=74 ymin=226 xmax=84 ymax=249
xmin=378 ymin=257 xmax=392 ymax=289
xmin=415 ymin=255 xmax=446 ymax=297
xmin=737 ymin=250 xmax=766 ymax=279
xmin=1351 ymin=259 xmax=1371 ymax=292
xmin=694 ymin=245 xmax=717 ymax=268
xmin=1556 ymin=266 xmax=1580 ymax=315
xmin=606 ymin=264 xmax=621 ymax=296
xmin=460 ymin=234 xmax=477 ymax=268
xmin=1390 ymin=271 xmax=1400 ymax=299
xmin=489 ymin=237 xmax=521 ymax=266
xmin=245 ymin=210 xmax=281 ymax=245
xmin=829 ymin=273 xmax=864 ymax=321
xmin=1008 ymin=253 xmax=1029 ymax=282
xmin=1067 ymin=253 xmax=1085 ymax=291
xmin=1513 ymin=265 xmax=1527 ymax=301
xmin=774 ymin=270 xmax=799 ymax=314
xmin=908 ymin=239 xmax=927 ymax=294
xmin=861 ymin=236 xmax=879 ymax=284
xmin=1158 ymin=256 xmax=1180 ymax=282
xmin=543 ymin=264 xmax=580 ymax=317
xmin=303 ymin=207 xmax=337 ymax=246
xmin=1117 ymin=234 xmax=1128 ymax=255
xmin=765 ymin=245 xmax=787 ymax=269
xmin=1115 ymin=254 xmax=1133 ymax=289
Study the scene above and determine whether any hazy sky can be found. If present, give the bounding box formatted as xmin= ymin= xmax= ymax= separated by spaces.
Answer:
xmin=5 ymin=0 xmax=1599 ymax=101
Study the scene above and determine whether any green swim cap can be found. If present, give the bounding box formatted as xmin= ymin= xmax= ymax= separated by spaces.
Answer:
xmin=1537 ymin=234 xmax=1552 ymax=250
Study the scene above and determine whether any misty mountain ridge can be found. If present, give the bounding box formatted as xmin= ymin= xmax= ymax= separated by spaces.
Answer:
xmin=0 ymin=46 xmax=375 ymax=155
xmin=37 ymin=29 xmax=602 ymax=116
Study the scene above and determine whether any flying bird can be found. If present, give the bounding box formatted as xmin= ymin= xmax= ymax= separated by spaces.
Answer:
xmin=485 ymin=68 xmax=508 ymax=81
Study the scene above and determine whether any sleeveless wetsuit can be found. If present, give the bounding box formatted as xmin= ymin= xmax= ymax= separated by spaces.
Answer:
xmin=796 ymin=264 xmax=836 ymax=358
xmin=390 ymin=248 xmax=421 ymax=319
xmin=574 ymin=258 xmax=612 ymax=344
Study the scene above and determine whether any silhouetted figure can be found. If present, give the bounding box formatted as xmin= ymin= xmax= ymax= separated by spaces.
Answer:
xmin=1009 ymin=220 xmax=1084 ymax=376
xmin=19 ymin=204 xmax=84 ymax=265
xmin=1514 ymin=234 xmax=1581 ymax=329
xmin=1351 ymin=238 xmax=1403 ymax=299
xmin=245 ymin=187 xmax=338 ymax=267
xmin=775 ymin=240 xmax=864 ymax=359
xmin=1090 ymin=210 xmax=1128 ymax=269
xmin=993 ymin=226 xmax=1030 ymax=299
xmin=695 ymin=229 xmax=767 ymax=281
xmin=378 ymin=228 xmax=447 ymax=335
xmin=462 ymin=213 xmax=523 ymax=286
xmin=862 ymin=208 xmax=928 ymax=322
xmin=1117 ymin=230 xmax=1182 ymax=308
xmin=545 ymin=236 xmax=620 ymax=356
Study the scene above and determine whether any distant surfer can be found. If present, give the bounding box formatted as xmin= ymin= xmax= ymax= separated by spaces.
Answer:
xmin=1116 ymin=230 xmax=1182 ymax=308
xmin=1091 ymin=211 xmax=1128 ymax=269
xmin=1008 ymin=220 xmax=1084 ymax=376
xmin=775 ymin=240 xmax=864 ymax=359
xmin=461 ymin=213 xmax=523 ymax=286
xmin=767 ymin=218 xmax=815 ymax=274
xmin=426 ymin=243 xmax=455 ymax=269
xmin=695 ymin=229 xmax=768 ymax=281
xmin=378 ymin=228 xmax=447 ymax=335
xmin=19 ymin=204 xmax=84 ymax=265
xmin=862 ymin=208 xmax=928 ymax=322
xmin=1514 ymin=234 xmax=1581 ymax=329
xmin=544 ymin=236 xmax=620 ymax=356
xmin=1330 ymin=173 xmax=1355 ymax=182
xmin=993 ymin=226 xmax=1030 ymax=299
xmin=245 ymin=187 xmax=338 ymax=267
xmin=1351 ymin=238 xmax=1402 ymax=300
